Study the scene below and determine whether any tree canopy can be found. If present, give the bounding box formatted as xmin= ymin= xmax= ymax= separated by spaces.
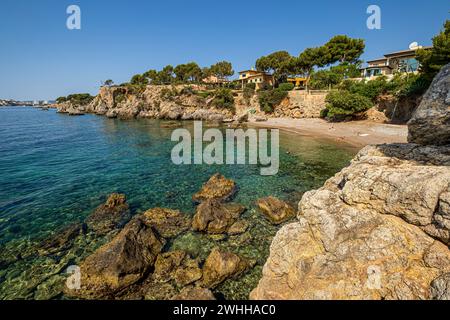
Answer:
xmin=256 ymin=51 xmax=293 ymax=83
xmin=209 ymin=61 xmax=234 ymax=80
xmin=174 ymin=62 xmax=202 ymax=82
xmin=417 ymin=20 xmax=450 ymax=80
xmin=324 ymin=35 xmax=365 ymax=64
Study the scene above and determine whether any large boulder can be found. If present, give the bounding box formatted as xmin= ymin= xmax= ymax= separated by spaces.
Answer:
xmin=192 ymin=200 xmax=246 ymax=234
xmin=85 ymin=193 xmax=131 ymax=235
xmin=192 ymin=174 xmax=237 ymax=203
xmin=141 ymin=208 xmax=191 ymax=238
xmin=408 ymin=63 xmax=450 ymax=146
xmin=256 ymin=196 xmax=295 ymax=225
xmin=202 ymin=248 xmax=256 ymax=288
xmin=67 ymin=217 xmax=165 ymax=299
xmin=251 ymin=144 xmax=450 ymax=300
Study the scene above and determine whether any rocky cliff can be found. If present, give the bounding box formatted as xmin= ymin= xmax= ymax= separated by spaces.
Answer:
xmin=251 ymin=64 xmax=450 ymax=300
xmin=55 ymin=85 xmax=235 ymax=121
xmin=55 ymin=84 xmax=333 ymax=122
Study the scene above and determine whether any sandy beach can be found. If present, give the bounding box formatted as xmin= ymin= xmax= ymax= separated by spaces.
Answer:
xmin=249 ymin=118 xmax=408 ymax=149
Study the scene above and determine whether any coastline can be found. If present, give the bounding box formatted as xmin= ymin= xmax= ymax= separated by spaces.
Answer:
xmin=248 ymin=117 xmax=408 ymax=149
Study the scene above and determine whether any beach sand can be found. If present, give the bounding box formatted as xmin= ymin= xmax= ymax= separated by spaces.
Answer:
xmin=248 ymin=118 xmax=408 ymax=149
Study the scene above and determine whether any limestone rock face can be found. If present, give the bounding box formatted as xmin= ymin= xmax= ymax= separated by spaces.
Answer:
xmin=55 ymin=85 xmax=235 ymax=121
xmin=202 ymin=248 xmax=255 ymax=288
xmin=251 ymin=144 xmax=450 ymax=300
xmin=192 ymin=200 xmax=246 ymax=234
xmin=67 ymin=218 xmax=165 ymax=299
xmin=408 ymin=63 xmax=450 ymax=146
xmin=430 ymin=273 xmax=450 ymax=300
xmin=141 ymin=208 xmax=191 ymax=238
xmin=192 ymin=173 xmax=237 ymax=203
xmin=85 ymin=193 xmax=131 ymax=235
xmin=256 ymin=196 xmax=295 ymax=225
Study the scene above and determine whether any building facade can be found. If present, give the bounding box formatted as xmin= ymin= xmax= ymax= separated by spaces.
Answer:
xmin=238 ymin=69 xmax=274 ymax=90
xmin=361 ymin=46 xmax=431 ymax=79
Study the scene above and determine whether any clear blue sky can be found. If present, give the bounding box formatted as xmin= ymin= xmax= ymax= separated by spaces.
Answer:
xmin=0 ymin=0 xmax=448 ymax=100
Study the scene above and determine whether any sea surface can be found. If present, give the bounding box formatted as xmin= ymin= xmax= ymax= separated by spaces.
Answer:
xmin=0 ymin=106 xmax=357 ymax=299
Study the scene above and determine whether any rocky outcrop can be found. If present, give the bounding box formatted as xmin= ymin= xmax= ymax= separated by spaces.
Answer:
xmin=141 ymin=208 xmax=191 ymax=238
xmin=85 ymin=193 xmax=131 ymax=235
xmin=256 ymin=197 xmax=295 ymax=225
xmin=202 ymin=248 xmax=256 ymax=288
xmin=56 ymin=85 xmax=234 ymax=121
xmin=408 ymin=63 xmax=450 ymax=145
xmin=192 ymin=173 xmax=237 ymax=203
xmin=67 ymin=217 xmax=165 ymax=299
xmin=251 ymin=144 xmax=450 ymax=300
xmin=252 ymin=67 xmax=450 ymax=300
xmin=192 ymin=200 xmax=246 ymax=234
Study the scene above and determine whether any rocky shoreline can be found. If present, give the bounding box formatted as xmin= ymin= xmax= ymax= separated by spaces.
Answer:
xmin=0 ymin=173 xmax=298 ymax=300
xmin=251 ymin=64 xmax=450 ymax=300
xmin=53 ymin=85 xmax=250 ymax=123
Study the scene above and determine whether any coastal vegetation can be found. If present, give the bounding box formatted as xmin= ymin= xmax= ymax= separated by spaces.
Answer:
xmin=53 ymin=20 xmax=449 ymax=123
xmin=129 ymin=60 xmax=234 ymax=86
xmin=257 ymin=86 xmax=290 ymax=113
xmin=211 ymin=88 xmax=235 ymax=110
xmin=319 ymin=20 xmax=449 ymax=121
xmin=56 ymin=93 xmax=94 ymax=106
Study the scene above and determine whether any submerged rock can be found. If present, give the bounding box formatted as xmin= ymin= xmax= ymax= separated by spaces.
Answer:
xmin=192 ymin=174 xmax=237 ymax=203
xmin=192 ymin=200 xmax=246 ymax=234
xmin=227 ymin=219 xmax=250 ymax=235
xmin=85 ymin=193 xmax=131 ymax=235
xmin=201 ymin=248 xmax=256 ymax=288
xmin=38 ymin=223 xmax=86 ymax=256
xmin=171 ymin=286 xmax=216 ymax=300
xmin=251 ymin=144 xmax=450 ymax=300
xmin=141 ymin=208 xmax=191 ymax=238
xmin=67 ymin=217 xmax=165 ymax=299
xmin=408 ymin=63 xmax=450 ymax=146
xmin=154 ymin=250 xmax=202 ymax=287
xmin=256 ymin=196 xmax=295 ymax=225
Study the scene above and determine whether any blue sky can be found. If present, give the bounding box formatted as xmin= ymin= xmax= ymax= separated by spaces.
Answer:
xmin=0 ymin=0 xmax=448 ymax=100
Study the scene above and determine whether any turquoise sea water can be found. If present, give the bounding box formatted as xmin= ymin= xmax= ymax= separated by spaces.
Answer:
xmin=0 ymin=107 xmax=356 ymax=299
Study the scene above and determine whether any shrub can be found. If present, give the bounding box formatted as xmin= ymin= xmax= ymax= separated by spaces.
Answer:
xmin=66 ymin=93 xmax=94 ymax=106
xmin=195 ymin=90 xmax=213 ymax=99
xmin=160 ymin=87 xmax=179 ymax=100
xmin=180 ymin=86 xmax=195 ymax=95
xmin=346 ymin=77 xmax=389 ymax=102
xmin=56 ymin=96 xmax=67 ymax=103
xmin=114 ymin=92 xmax=126 ymax=104
xmin=212 ymin=88 xmax=235 ymax=109
xmin=278 ymin=82 xmax=295 ymax=91
xmin=309 ymin=70 xmax=343 ymax=89
xmin=324 ymin=90 xmax=373 ymax=120
xmin=258 ymin=88 xmax=288 ymax=113
xmin=243 ymin=83 xmax=256 ymax=102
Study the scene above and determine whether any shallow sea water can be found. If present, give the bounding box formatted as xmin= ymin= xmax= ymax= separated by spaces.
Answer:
xmin=0 ymin=107 xmax=357 ymax=299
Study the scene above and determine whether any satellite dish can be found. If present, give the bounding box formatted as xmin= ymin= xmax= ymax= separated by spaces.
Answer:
xmin=409 ymin=42 xmax=419 ymax=50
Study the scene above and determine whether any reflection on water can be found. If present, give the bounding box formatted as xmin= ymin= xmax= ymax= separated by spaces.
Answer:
xmin=0 ymin=107 xmax=356 ymax=299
